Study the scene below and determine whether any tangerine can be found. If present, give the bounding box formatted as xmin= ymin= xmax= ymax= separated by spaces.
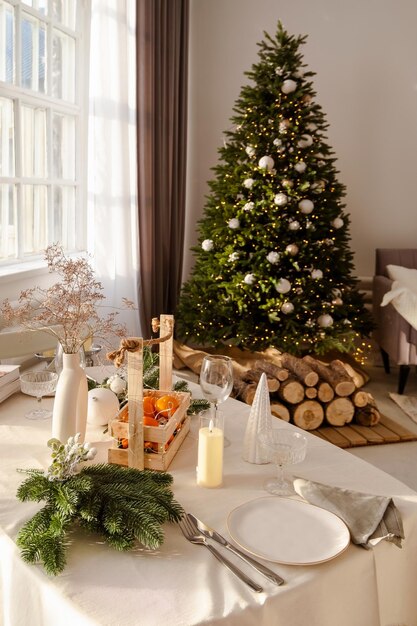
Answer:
xmin=154 ymin=394 xmax=179 ymax=418
xmin=143 ymin=396 xmax=156 ymax=416
xmin=143 ymin=415 xmax=160 ymax=427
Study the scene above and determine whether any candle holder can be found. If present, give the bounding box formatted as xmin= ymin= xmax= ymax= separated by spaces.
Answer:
xmin=197 ymin=412 xmax=224 ymax=488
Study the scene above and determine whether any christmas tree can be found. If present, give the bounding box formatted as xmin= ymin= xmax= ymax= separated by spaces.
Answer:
xmin=176 ymin=22 xmax=373 ymax=355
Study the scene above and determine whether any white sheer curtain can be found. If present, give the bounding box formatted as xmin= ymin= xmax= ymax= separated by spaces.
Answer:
xmin=87 ymin=0 xmax=141 ymax=338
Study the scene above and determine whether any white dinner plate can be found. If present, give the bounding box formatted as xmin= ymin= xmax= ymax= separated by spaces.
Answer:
xmin=227 ymin=496 xmax=350 ymax=565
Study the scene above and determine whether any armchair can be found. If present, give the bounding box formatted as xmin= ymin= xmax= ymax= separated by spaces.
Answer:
xmin=372 ymin=249 xmax=417 ymax=394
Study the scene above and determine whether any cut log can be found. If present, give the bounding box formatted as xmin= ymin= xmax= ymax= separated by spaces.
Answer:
xmin=303 ymin=355 xmax=355 ymax=397
xmin=292 ymin=400 xmax=324 ymax=430
xmin=280 ymin=353 xmax=319 ymax=387
xmin=241 ymin=369 xmax=280 ymax=392
xmin=270 ymin=402 xmax=290 ymax=422
xmin=305 ymin=386 xmax=318 ymax=399
xmin=354 ymin=396 xmax=381 ymax=426
xmin=232 ymin=379 xmax=257 ymax=405
xmin=255 ymin=360 xmax=289 ymax=382
xmin=277 ymin=376 xmax=305 ymax=405
xmin=317 ymin=381 xmax=334 ymax=403
xmin=351 ymin=389 xmax=372 ymax=408
xmin=325 ymin=397 xmax=355 ymax=426
xmin=333 ymin=360 xmax=367 ymax=389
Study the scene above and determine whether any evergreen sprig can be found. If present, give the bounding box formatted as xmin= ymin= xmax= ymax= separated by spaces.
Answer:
xmin=16 ymin=462 xmax=183 ymax=576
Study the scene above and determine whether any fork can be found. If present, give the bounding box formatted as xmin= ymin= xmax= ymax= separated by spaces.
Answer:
xmin=178 ymin=515 xmax=263 ymax=593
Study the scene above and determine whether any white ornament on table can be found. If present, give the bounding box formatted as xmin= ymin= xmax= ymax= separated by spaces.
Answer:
xmin=299 ymin=199 xmax=314 ymax=214
xmin=228 ymin=218 xmax=240 ymax=229
xmin=87 ymin=387 xmax=120 ymax=427
xmin=286 ymin=244 xmax=299 ymax=256
xmin=332 ymin=217 xmax=344 ymax=229
xmin=258 ymin=155 xmax=275 ymax=170
xmin=297 ymin=134 xmax=313 ymax=148
xmin=108 ymin=374 xmax=127 ymax=394
xmin=202 ymin=239 xmax=214 ymax=251
xmin=275 ymin=278 xmax=292 ymax=294
xmin=281 ymin=79 xmax=297 ymax=94
xmin=281 ymin=302 xmax=294 ymax=314
xmin=294 ymin=161 xmax=307 ymax=173
xmin=243 ymin=178 xmax=254 ymax=188
xmin=318 ymin=314 xmax=334 ymax=328
xmin=267 ymin=251 xmax=280 ymax=264
xmin=242 ymin=373 xmax=272 ymax=464
xmin=274 ymin=192 xmax=288 ymax=206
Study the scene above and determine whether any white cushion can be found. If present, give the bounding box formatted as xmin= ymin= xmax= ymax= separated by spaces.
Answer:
xmin=386 ymin=265 xmax=417 ymax=295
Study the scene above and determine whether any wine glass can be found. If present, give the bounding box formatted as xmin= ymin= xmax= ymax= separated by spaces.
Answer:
xmin=20 ymin=371 xmax=59 ymax=420
xmin=199 ymin=355 xmax=233 ymax=446
xmin=258 ymin=428 xmax=307 ymax=496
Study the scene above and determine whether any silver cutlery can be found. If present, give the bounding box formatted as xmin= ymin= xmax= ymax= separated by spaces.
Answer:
xmin=188 ymin=513 xmax=284 ymax=586
xmin=178 ymin=515 xmax=263 ymax=593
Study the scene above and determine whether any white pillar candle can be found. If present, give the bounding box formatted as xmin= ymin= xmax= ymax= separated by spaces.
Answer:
xmin=197 ymin=419 xmax=224 ymax=488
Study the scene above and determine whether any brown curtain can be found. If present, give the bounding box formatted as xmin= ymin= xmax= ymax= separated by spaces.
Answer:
xmin=136 ymin=0 xmax=189 ymax=335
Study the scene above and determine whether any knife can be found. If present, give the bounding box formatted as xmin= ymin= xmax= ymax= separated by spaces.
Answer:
xmin=188 ymin=513 xmax=284 ymax=586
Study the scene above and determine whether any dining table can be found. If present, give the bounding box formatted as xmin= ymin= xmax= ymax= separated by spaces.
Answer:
xmin=1 ymin=372 xmax=417 ymax=626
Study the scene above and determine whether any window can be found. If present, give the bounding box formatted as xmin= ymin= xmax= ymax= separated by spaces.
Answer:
xmin=0 ymin=0 xmax=89 ymax=270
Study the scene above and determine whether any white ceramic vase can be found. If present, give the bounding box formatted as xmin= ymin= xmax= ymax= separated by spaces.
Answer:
xmin=52 ymin=352 xmax=88 ymax=443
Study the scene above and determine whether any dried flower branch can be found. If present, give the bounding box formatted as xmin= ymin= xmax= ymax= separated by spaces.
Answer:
xmin=0 ymin=244 xmax=130 ymax=354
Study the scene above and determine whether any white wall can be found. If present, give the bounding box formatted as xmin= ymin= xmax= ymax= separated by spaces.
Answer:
xmin=184 ymin=0 xmax=417 ymax=280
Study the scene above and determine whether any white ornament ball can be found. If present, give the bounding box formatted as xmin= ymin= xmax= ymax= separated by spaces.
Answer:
xmin=299 ymin=199 xmax=314 ymax=214
xmin=311 ymin=269 xmax=323 ymax=280
xmin=245 ymin=145 xmax=256 ymax=157
xmin=279 ymin=119 xmax=290 ymax=132
xmin=281 ymin=302 xmax=294 ymax=314
xmin=243 ymin=178 xmax=254 ymax=189
xmin=243 ymin=201 xmax=254 ymax=212
xmin=331 ymin=217 xmax=344 ymax=229
xmin=332 ymin=297 xmax=343 ymax=306
xmin=108 ymin=374 xmax=127 ymax=394
xmin=267 ymin=251 xmax=280 ymax=264
xmin=228 ymin=218 xmax=240 ymax=229
xmin=258 ymin=155 xmax=275 ymax=170
xmin=289 ymin=220 xmax=300 ymax=231
xmin=286 ymin=244 xmax=299 ymax=256
xmin=317 ymin=314 xmax=334 ymax=328
xmin=274 ymin=192 xmax=288 ymax=207
xmin=297 ymin=134 xmax=313 ymax=148
xmin=281 ymin=79 xmax=297 ymax=94
xmin=87 ymin=387 xmax=120 ymax=426
xmin=273 ymin=138 xmax=282 ymax=147
xmin=294 ymin=161 xmax=307 ymax=173
xmin=275 ymin=278 xmax=292 ymax=294
xmin=282 ymin=178 xmax=294 ymax=188
xmin=202 ymin=239 xmax=214 ymax=251
xmin=244 ymin=273 xmax=255 ymax=285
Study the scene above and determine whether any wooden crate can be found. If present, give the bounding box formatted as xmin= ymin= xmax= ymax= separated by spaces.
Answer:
xmin=108 ymin=389 xmax=191 ymax=471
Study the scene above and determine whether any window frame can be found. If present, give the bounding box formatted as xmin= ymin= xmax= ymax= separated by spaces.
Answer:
xmin=0 ymin=0 xmax=90 ymax=280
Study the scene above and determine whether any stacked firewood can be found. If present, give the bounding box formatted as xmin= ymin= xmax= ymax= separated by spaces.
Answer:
xmin=232 ymin=353 xmax=380 ymax=431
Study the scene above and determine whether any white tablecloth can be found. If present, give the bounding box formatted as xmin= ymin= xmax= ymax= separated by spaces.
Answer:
xmin=1 ymin=382 xmax=417 ymax=626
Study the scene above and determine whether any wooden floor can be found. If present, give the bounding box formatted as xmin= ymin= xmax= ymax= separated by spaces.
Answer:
xmin=312 ymin=415 xmax=417 ymax=449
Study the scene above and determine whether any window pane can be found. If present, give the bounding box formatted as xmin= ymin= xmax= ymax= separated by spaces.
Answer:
xmin=52 ymin=0 xmax=76 ymax=30
xmin=21 ymin=12 xmax=46 ymax=93
xmin=53 ymin=113 xmax=75 ymax=180
xmin=53 ymin=185 xmax=75 ymax=247
xmin=0 ymin=97 xmax=15 ymax=176
xmin=0 ymin=183 xmax=17 ymax=260
xmin=22 ymin=0 xmax=47 ymax=14
xmin=52 ymin=28 xmax=75 ymax=101
xmin=22 ymin=184 xmax=48 ymax=254
xmin=21 ymin=104 xmax=47 ymax=177
xmin=0 ymin=1 xmax=15 ymax=83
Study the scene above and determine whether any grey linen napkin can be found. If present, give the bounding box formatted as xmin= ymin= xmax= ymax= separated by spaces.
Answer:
xmin=293 ymin=477 xmax=404 ymax=549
